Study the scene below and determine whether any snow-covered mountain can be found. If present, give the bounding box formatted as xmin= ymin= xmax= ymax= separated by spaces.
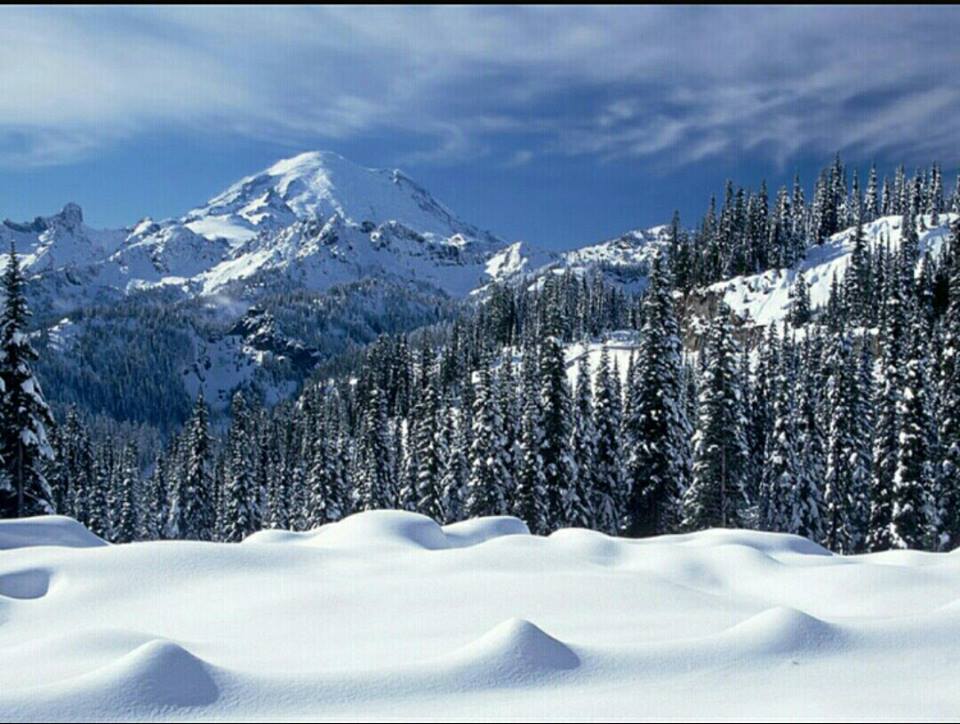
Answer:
xmin=6 ymin=151 xmax=687 ymax=321
xmin=1 ymin=203 xmax=126 ymax=276
xmin=557 ymin=225 xmax=671 ymax=289
xmin=184 ymin=151 xmax=501 ymax=247
xmin=11 ymin=151 xmax=559 ymax=310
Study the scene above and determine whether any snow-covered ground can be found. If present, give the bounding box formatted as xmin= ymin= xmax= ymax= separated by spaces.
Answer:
xmin=564 ymin=333 xmax=638 ymax=389
xmin=2 ymin=512 xmax=959 ymax=721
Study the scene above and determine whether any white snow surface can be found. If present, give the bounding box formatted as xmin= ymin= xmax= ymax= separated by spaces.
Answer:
xmin=2 ymin=510 xmax=959 ymax=721
xmin=0 ymin=515 xmax=106 ymax=552
xmin=564 ymin=332 xmax=640 ymax=390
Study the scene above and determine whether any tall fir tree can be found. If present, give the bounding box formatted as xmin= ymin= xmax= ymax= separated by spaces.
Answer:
xmin=170 ymin=391 xmax=216 ymax=540
xmin=940 ymin=221 xmax=960 ymax=547
xmin=355 ymin=383 xmax=394 ymax=511
xmin=514 ymin=346 xmax=549 ymax=533
xmin=112 ymin=444 xmax=139 ymax=543
xmin=890 ymin=323 xmax=939 ymax=549
xmin=0 ymin=242 xmax=55 ymax=518
xmin=682 ymin=305 xmax=749 ymax=530
xmin=868 ymin=273 xmax=908 ymax=550
xmin=591 ymin=345 xmax=626 ymax=534
xmin=570 ymin=353 xmax=597 ymax=529
xmin=223 ymin=392 xmax=259 ymax=541
xmin=464 ymin=357 xmax=509 ymax=518
xmin=624 ymin=255 xmax=691 ymax=535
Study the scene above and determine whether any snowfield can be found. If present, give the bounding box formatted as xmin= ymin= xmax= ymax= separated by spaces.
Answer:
xmin=1 ymin=512 xmax=959 ymax=722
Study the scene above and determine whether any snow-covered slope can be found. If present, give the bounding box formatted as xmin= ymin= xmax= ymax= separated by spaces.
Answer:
xmin=709 ymin=214 xmax=955 ymax=328
xmin=2 ymin=510 xmax=960 ymax=721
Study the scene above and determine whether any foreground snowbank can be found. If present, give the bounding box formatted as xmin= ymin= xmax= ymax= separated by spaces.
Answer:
xmin=1 ymin=511 xmax=959 ymax=721
xmin=0 ymin=515 xmax=106 ymax=551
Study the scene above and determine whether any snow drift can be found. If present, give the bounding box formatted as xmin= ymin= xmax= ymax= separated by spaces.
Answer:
xmin=2 ymin=511 xmax=959 ymax=721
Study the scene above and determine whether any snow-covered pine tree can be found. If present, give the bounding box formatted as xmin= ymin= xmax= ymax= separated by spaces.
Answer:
xmin=758 ymin=333 xmax=803 ymax=533
xmin=624 ymin=255 xmax=691 ymax=535
xmin=823 ymin=330 xmax=873 ymax=552
xmin=112 ymin=444 xmax=139 ymax=543
xmin=748 ymin=325 xmax=779 ymax=501
xmin=682 ymin=304 xmax=749 ymax=530
xmin=415 ymin=355 xmax=448 ymax=522
xmin=172 ymin=391 xmax=216 ymax=540
xmin=865 ymin=164 xmax=880 ymax=223
xmin=396 ymin=412 xmax=418 ymax=512
xmin=940 ymin=221 xmax=960 ymax=548
xmin=493 ymin=355 xmax=519 ymax=507
xmin=465 ymin=356 xmax=509 ymax=518
xmin=514 ymin=345 xmax=549 ymax=533
xmin=868 ymin=270 xmax=908 ymax=551
xmin=144 ymin=448 xmax=170 ymax=540
xmin=99 ymin=439 xmax=118 ymax=540
xmin=881 ymin=176 xmax=893 ymax=217
xmin=51 ymin=406 xmax=87 ymax=521
xmin=890 ymin=319 xmax=939 ymax=549
xmin=900 ymin=210 xmax=920 ymax=275
xmin=0 ymin=242 xmax=55 ymax=518
xmin=570 ymin=352 xmax=597 ymax=529
xmin=438 ymin=397 xmax=467 ymax=523
xmin=793 ymin=331 xmax=826 ymax=543
xmin=539 ymin=330 xmax=582 ymax=530
xmin=83 ymin=439 xmax=110 ymax=539
xmin=845 ymin=212 xmax=873 ymax=327
xmin=304 ymin=410 xmax=338 ymax=529
xmin=223 ymin=392 xmax=259 ymax=541
xmin=789 ymin=271 xmax=812 ymax=327
xmin=929 ymin=163 xmax=943 ymax=227
xmin=591 ymin=344 xmax=626 ymax=534
xmin=355 ymin=383 xmax=394 ymax=511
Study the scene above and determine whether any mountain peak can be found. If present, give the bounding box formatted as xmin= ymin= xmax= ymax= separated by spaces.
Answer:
xmin=263 ymin=149 xmax=356 ymax=177
xmin=57 ymin=202 xmax=84 ymax=229
xmin=184 ymin=150 xmax=494 ymax=247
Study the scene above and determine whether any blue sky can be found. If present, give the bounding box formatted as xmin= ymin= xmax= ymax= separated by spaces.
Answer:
xmin=1 ymin=6 xmax=959 ymax=250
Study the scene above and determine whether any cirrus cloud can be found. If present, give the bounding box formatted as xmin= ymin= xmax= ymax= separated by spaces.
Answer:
xmin=1 ymin=6 xmax=958 ymax=169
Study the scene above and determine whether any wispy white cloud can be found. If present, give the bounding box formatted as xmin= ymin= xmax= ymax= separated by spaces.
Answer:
xmin=1 ymin=6 xmax=958 ymax=168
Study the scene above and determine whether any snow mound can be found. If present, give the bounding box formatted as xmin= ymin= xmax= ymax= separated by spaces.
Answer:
xmin=244 ymin=510 xmax=529 ymax=550
xmin=93 ymin=640 xmax=219 ymax=709
xmin=446 ymin=618 xmax=580 ymax=684
xmin=722 ymin=606 xmax=843 ymax=655
xmin=0 ymin=568 xmax=50 ymax=599
xmin=0 ymin=515 xmax=106 ymax=551
xmin=441 ymin=517 xmax=530 ymax=547
xmin=654 ymin=527 xmax=832 ymax=558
